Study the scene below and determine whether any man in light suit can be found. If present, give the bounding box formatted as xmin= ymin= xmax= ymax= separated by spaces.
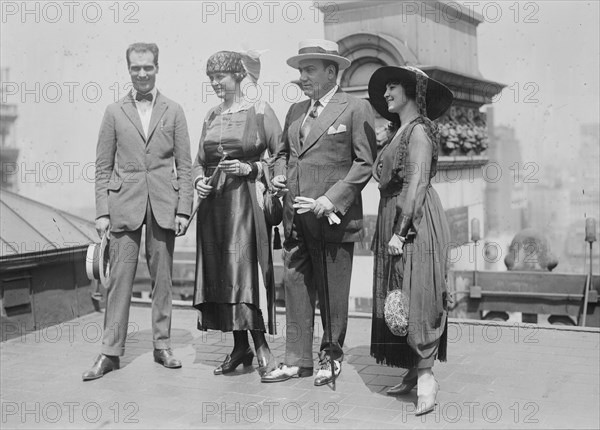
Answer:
xmin=262 ymin=39 xmax=376 ymax=385
xmin=83 ymin=42 xmax=193 ymax=381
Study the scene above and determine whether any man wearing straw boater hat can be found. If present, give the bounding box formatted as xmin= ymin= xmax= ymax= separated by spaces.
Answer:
xmin=263 ymin=39 xmax=377 ymax=386
xmin=82 ymin=42 xmax=193 ymax=381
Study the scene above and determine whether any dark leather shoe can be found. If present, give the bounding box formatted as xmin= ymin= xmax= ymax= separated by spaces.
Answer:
xmin=214 ymin=347 xmax=254 ymax=375
xmin=387 ymin=369 xmax=418 ymax=395
xmin=82 ymin=354 xmax=120 ymax=381
xmin=314 ymin=359 xmax=341 ymax=386
xmin=261 ymin=364 xmax=313 ymax=383
xmin=153 ymin=348 xmax=182 ymax=369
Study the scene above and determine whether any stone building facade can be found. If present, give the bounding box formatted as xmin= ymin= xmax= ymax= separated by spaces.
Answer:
xmin=319 ymin=1 xmax=504 ymax=271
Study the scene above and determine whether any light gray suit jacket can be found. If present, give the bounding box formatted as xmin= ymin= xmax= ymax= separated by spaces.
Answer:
xmin=95 ymin=91 xmax=193 ymax=232
xmin=274 ymin=90 xmax=377 ymax=243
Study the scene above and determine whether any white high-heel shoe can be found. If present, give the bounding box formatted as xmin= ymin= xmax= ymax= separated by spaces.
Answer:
xmin=415 ymin=374 xmax=439 ymax=416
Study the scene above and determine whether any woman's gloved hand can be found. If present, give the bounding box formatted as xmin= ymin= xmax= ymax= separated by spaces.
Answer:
xmin=219 ymin=159 xmax=252 ymax=176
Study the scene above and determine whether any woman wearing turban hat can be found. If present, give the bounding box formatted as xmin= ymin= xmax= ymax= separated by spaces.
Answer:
xmin=192 ymin=50 xmax=282 ymax=378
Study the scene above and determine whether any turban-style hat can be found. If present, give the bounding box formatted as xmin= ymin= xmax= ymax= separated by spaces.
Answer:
xmin=206 ymin=50 xmax=262 ymax=83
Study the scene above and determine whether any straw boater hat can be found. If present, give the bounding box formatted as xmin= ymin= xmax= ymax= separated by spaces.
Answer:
xmin=368 ymin=66 xmax=453 ymax=122
xmin=287 ymin=39 xmax=351 ymax=70
xmin=86 ymin=231 xmax=110 ymax=288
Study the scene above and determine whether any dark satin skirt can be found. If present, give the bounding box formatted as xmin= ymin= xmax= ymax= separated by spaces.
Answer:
xmin=194 ymin=174 xmax=266 ymax=332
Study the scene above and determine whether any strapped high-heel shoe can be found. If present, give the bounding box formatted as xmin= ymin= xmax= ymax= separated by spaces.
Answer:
xmin=214 ymin=347 xmax=254 ymax=375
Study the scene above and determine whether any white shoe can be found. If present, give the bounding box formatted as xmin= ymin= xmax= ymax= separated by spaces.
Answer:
xmin=261 ymin=364 xmax=313 ymax=383
xmin=416 ymin=372 xmax=439 ymax=416
xmin=314 ymin=359 xmax=341 ymax=386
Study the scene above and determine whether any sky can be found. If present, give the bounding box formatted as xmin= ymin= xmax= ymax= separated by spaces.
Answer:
xmin=1 ymin=0 xmax=599 ymax=216
xmin=0 ymin=0 xmax=324 ymax=215
xmin=476 ymin=0 xmax=600 ymax=168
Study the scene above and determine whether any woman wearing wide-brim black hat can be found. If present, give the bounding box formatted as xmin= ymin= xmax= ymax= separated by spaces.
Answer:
xmin=368 ymin=66 xmax=453 ymax=416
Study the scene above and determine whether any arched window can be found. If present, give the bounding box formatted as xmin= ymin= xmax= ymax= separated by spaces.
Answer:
xmin=333 ymin=33 xmax=420 ymax=147
xmin=340 ymin=57 xmax=386 ymax=97
xmin=340 ymin=57 xmax=396 ymax=147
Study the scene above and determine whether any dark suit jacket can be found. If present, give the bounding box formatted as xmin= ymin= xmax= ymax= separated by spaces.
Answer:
xmin=95 ymin=91 xmax=193 ymax=232
xmin=274 ymin=89 xmax=376 ymax=243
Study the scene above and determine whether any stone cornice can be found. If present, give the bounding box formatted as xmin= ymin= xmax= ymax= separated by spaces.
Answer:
xmin=318 ymin=1 xmax=485 ymax=25
xmin=437 ymin=155 xmax=489 ymax=171
xmin=419 ymin=66 xmax=506 ymax=106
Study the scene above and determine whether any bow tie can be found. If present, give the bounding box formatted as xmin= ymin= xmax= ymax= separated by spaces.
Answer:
xmin=135 ymin=92 xmax=153 ymax=102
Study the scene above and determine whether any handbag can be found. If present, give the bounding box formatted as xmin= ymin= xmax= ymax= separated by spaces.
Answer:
xmin=384 ymin=255 xmax=410 ymax=337
xmin=252 ymin=102 xmax=283 ymax=247
xmin=256 ymin=159 xmax=283 ymax=249
xmin=259 ymin=160 xmax=283 ymax=227
xmin=263 ymin=189 xmax=283 ymax=227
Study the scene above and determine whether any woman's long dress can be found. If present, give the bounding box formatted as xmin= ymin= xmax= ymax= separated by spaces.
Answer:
xmin=192 ymin=101 xmax=281 ymax=334
xmin=370 ymin=117 xmax=450 ymax=368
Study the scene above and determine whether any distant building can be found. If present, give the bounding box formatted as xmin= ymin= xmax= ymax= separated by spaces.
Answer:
xmin=484 ymin=114 xmax=528 ymax=270
xmin=525 ymin=123 xmax=599 ymax=274
xmin=527 ymin=177 xmax=570 ymax=262
xmin=0 ymin=67 xmax=20 ymax=191
xmin=563 ymin=123 xmax=600 ymax=273
xmin=572 ymin=123 xmax=600 ymax=222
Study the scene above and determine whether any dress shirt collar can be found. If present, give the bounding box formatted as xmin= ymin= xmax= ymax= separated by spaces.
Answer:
xmin=310 ymin=84 xmax=338 ymax=110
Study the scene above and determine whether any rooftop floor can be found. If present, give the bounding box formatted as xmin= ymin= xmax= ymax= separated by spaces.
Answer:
xmin=1 ymin=306 xmax=599 ymax=429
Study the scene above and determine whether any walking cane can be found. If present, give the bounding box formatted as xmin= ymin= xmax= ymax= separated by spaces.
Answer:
xmin=320 ymin=221 xmax=337 ymax=390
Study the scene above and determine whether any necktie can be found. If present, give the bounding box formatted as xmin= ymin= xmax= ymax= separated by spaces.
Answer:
xmin=299 ymin=100 xmax=320 ymax=149
xmin=135 ymin=92 xmax=153 ymax=102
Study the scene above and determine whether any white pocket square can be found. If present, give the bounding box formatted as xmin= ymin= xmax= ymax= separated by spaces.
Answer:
xmin=327 ymin=124 xmax=347 ymax=135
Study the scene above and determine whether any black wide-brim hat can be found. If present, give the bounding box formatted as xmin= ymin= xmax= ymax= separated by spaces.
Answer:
xmin=368 ymin=66 xmax=454 ymax=122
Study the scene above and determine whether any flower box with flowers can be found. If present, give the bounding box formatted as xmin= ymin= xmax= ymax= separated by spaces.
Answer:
xmin=437 ymin=106 xmax=488 ymax=156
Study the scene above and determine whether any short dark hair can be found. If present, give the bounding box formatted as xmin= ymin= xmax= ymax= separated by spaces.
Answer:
xmin=388 ymin=79 xmax=417 ymax=100
xmin=126 ymin=43 xmax=159 ymax=68
xmin=322 ymin=60 xmax=339 ymax=77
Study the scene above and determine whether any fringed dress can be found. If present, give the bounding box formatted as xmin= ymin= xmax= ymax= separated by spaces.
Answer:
xmin=370 ymin=117 xmax=451 ymax=369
